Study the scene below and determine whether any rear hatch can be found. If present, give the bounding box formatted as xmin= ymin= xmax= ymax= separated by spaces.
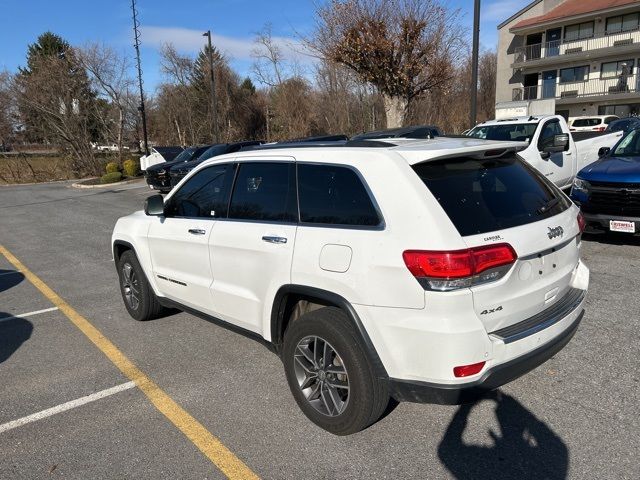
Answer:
xmin=413 ymin=153 xmax=581 ymax=333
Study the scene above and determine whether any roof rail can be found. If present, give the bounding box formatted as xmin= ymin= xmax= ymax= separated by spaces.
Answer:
xmin=238 ymin=138 xmax=400 ymax=152
xmin=285 ymin=134 xmax=349 ymax=143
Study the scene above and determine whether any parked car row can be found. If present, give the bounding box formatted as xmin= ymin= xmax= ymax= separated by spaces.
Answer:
xmin=142 ymin=126 xmax=443 ymax=193
xmin=143 ymin=142 xmax=257 ymax=193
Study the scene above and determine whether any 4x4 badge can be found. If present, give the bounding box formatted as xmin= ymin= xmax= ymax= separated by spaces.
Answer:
xmin=547 ymin=226 xmax=564 ymax=239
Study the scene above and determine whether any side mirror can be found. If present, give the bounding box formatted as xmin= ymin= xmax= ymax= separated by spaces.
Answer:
xmin=542 ymin=133 xmax=569 ymax=155
xmin=598 ymin=146 xmax=610 ymax=157
xmin=144 ymin=194 xmax=165 ymax=216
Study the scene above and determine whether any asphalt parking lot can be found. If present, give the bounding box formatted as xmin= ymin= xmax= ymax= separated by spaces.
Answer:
xmin=0 ymin=179 xmax=639 ymax=479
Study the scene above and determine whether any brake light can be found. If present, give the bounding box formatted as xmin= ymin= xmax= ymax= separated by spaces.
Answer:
xmin=403 ymin=244 xmax=517 ymax=291
xmin=454 ymin=361 xmax=486 ymax=377
xmin=577 ymin=212 xmax=586 ymax=234
xmin=593 ymin=126 xmax=606 ymax=132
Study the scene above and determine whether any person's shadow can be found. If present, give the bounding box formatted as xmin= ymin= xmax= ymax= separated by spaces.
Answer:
xmin=0 ymin=269 xmax=24 ymax=293
xmin=438 ymin=391 xmax=568 ymax=480
xmin=0 ymin=314 xmax=33 ymax=363
xmin=0 ymin=270 xmax=33 ymax=363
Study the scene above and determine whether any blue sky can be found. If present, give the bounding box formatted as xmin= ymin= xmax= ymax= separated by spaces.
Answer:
xmin=0 ymin=0 xmax=531 ymax=93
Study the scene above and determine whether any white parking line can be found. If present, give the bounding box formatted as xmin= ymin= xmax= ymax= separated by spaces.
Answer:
xmin=0 ymin=307 xmax=59 ymax=323
xmin=0 ymin=381 xmax=136 ymax=434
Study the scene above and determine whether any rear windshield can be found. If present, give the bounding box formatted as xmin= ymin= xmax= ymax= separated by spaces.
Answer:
xmin=412 ymin=155 xmax=570 ymax=236
xmin=572 ymin=118 xmax=601 ymax=127
xmin=467 ymin=123 xmax=537 ymax=143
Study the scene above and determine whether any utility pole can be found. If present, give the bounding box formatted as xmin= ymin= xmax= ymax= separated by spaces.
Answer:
xmin=265 ymin=105 xmax=270 ymax=142
xmin=131 ymin=0 xmax=149 ymax=155
xmin=203 ymin=30 xmax=220 ymax=143
xmin=470 ymin=0 xmax=481 ymax=130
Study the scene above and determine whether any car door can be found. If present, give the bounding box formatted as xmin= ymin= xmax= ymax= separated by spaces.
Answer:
xmin=147 ymin=163 xmax=233 ymax=313
xmin=209 ymin=159 xmax=297 ymax=334
xmin=536 ymin=118 xmax=573 ymax=188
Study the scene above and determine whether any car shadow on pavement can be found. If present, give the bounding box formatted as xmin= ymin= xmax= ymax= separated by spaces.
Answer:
xmin=582 ymin=231 xmax=640 ymax=247
xmin=438 ymin=390 xmax=568 ymax=480
xmin=0 ymin=269 xmax=25 ymax=293
xmin=0 ymin=314 xmax=33 ymax=363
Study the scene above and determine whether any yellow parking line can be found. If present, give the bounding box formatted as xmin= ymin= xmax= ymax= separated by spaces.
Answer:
xmin=0 ymin=245 xmax=259 ymax=480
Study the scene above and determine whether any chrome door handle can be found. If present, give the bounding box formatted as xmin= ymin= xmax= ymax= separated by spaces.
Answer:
xmin=188 ymin=228 xmax=206 ymax=235
xmin=262 ymin=236 xmax=287 ymax=244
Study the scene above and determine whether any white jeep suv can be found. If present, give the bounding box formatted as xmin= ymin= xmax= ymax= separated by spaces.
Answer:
xmin=112 ymin=138 xmax=589 ymax=435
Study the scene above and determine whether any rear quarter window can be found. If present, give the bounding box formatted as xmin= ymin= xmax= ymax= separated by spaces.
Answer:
xmin=297 ymin=164 xmax=381 ymax=227
xmin=412 ymin=155 xmax=570 ymax=236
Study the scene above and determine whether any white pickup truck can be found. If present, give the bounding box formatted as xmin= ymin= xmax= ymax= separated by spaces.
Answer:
xmin=467 ymin=115 xmax=623 ymax=190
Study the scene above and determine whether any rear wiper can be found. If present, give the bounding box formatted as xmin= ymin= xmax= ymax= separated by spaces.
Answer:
xmin=537 ymin=197 xmax=559 ymax=215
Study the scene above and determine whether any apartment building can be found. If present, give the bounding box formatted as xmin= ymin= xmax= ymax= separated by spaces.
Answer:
xmin=496 ymin=0 xmax=640 ymax=119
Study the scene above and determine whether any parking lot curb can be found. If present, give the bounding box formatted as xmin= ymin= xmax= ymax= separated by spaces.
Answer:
xmin=71 ymin=178 xmax=144 ymax=189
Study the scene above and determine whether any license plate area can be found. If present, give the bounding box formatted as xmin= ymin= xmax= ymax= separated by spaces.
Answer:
xmin=610 ymin=220 xmax=636 ymax=233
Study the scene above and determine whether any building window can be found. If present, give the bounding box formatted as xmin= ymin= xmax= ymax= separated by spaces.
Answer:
xmin=564 ymin=22 xmax=594 ymax=41
xmin=601 ymin=60 xmax=635 ymax=78
xmin=606 ymin=13 xmax=640 ymax=34
xmin=559 ymin=65 xmax=589 ymax=83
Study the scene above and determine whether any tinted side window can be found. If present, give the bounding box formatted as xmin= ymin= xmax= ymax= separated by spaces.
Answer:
xmin=165 ymin=164 xmax=232 ymax=218
xmin=298 ymin=164 xmax=380 ymax=226
xmin=538 ymin=120 xmax=562 ymax=149
xmin=228 ymin=162 xmax=297 ymax=222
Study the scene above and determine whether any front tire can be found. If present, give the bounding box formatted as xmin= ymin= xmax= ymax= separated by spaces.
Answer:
xmin=283 ymin=307 xmax=389 ymax=435
xmin=117 ymin=250 xmax=165 ymax=321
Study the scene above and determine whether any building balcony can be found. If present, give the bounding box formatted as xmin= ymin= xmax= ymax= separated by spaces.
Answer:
xmin=512 ymin=75 xmax=640 ymax=104
xmin=512 ymin=28 xmax=640 ymax=68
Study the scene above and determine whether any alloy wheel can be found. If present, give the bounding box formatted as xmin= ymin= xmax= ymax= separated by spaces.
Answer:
xmin=121 ymin=262 xmax=140 ymax=311
xmin=293 ymin=335 xmax=350 ymax=416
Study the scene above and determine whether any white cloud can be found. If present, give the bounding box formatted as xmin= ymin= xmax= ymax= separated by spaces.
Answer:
xmin=481 ymin=0 xmax=531 ymax=22
xmin=140 ymin=25 xmax=308 ymax=62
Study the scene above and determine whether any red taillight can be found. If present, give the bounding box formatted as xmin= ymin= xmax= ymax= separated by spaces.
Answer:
xmin=593 ymin=126 xmax=606 ymax=132
xmin=454 ymin=361 xmax=486 ymax=377
xmin=577 ymin=212 xmax=586 ymax=234
xmin=403 ymin=244 xmax=517 ymax=280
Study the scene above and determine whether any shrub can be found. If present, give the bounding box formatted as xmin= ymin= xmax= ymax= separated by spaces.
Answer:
xmin=100 ymin=171 xmax=123 ymax=184
xmin=123 ymin=159 xmax=139 ymax=177
xmin=105 ymin=162 xmax=119 ymax=174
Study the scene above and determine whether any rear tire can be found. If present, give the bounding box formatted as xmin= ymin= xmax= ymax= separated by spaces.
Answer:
xmin=283 ymin=307 xmax=389 ymax=435
xmin=117 ymin=250 xmax=165 ymax=321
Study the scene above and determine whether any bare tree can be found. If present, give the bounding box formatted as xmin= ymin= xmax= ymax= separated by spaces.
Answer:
xmin=77 ymin=43 xmax=134 ymax=163
xmin=478 ymin=49 xmax=497 ymax=122
xmin=311 ymin=0 xmax=465 ymax=128
xmin=0 ymin=71 xmax=15 ymax=148
xmin=251 ymin=24 xmax=286 ymax=87
xmin=14 ymin=54 xmax=101 ymax=174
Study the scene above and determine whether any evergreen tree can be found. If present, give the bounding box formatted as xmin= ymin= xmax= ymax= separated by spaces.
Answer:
xmin=16 ymin=32 xmax=102 ymax=173
xmin=20 ymin=32 xmax=71 ymax=75
xmin=240 ymin=77 xmax=256 ymax=94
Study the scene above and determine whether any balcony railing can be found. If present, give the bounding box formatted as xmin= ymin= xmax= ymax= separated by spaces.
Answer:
xmin=512 ymin=75 xmax=639 ymax=101
xmin=514 ymin=27 xmax=640 ymax=64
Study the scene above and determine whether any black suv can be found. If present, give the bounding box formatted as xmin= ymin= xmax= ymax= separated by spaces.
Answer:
xmin=145 ymin=145 xmax=211 ymax=193
xmin=168 ymin=141 xmax=262 ymax=188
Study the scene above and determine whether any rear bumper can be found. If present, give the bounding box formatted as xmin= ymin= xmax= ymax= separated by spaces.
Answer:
xmin=581 ymin=212 xmax=640 ymax=231
xmin=389 ymin=310 xmax=583 ymax=405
